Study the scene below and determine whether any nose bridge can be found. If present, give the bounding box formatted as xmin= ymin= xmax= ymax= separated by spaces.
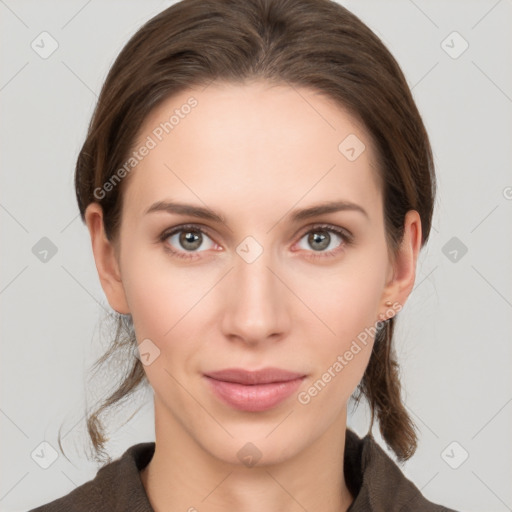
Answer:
xmin=221 ymin=240 xmax=288 ymax=343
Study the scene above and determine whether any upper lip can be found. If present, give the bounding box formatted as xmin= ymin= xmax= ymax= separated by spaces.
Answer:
xmin=204 ymin=367 xmax=305 ymax=385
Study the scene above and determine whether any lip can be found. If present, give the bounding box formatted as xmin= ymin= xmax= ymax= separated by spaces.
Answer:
xmin=204 ymin=367 xmax=306 ymax=412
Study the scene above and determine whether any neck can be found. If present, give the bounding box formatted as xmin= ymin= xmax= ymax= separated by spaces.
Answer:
xmin=140 ymin=398 xmax=354 ymax=512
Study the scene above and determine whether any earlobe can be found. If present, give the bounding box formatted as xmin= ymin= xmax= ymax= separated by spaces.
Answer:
xmin=380 ymin=210 xmax=423 ymax=317
xmin=84 ymin=203 xmax=130 ymax=315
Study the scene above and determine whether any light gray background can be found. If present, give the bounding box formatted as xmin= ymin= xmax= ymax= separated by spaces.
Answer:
xmin=1 ymin=1 xmax=511 ymax=511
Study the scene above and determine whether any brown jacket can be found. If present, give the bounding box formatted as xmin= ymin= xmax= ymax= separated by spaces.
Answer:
xmin=30 ymin=429 xmax=457 ymax=511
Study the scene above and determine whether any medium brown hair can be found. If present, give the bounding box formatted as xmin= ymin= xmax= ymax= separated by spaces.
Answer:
xmin=68 ymin=0 xmax=435 ymax=464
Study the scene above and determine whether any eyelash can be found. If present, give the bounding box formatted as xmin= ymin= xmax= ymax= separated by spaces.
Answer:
xmin=158 ymin=223 xmax=354 ymax=261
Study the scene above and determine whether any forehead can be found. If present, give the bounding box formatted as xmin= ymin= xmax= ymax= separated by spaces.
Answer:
xmin=123 ymin=81 xmax=382 ymax=221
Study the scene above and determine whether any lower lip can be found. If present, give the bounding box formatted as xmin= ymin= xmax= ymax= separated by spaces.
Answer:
xmin=204 ymin=376 xmax=304 ymax=412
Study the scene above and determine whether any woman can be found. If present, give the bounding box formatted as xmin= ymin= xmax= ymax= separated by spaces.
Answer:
xmin=31 ymin=0 xmax=457 ymax=510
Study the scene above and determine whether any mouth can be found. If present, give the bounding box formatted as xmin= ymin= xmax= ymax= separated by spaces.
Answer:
xmin=203 ymin=367 xmax=306 ymax=412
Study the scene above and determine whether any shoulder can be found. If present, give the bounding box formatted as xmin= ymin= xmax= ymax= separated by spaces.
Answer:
xmin=345 ymin=429 xmax=458 ymax=512
xmin=29 ymin=442 xmax=155 ymax=512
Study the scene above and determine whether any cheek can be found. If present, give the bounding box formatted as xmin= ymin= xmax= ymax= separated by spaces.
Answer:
xmin=297 ymin=257 xmax=387 ymax=342
xmin=293 ymin=251 xmax=387 ymax=397
xmin=295 ymin=268 xmax=380 ymax=413
xmin=121 ymin=241 xmax=211 ymax=340
xmin=122 ymin=253 xmax=211 ymax=397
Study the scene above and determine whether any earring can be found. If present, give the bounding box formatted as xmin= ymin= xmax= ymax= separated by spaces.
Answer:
xmin=379 ymin=300 xmax=394 ymax=321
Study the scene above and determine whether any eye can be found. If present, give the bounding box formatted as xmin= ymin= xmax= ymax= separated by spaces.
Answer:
xmin=160 ymin=224 xmax=216 ymax=260
xmin=295 ymin=224 xmax=352 ymax=258
xmin=159 ymin=223 xmax=353 ymax=261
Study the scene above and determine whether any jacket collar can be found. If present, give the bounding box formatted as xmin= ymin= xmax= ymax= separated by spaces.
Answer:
xmin=58 ymin=428 xmax=453 ymax=511
xmin=343 ymin=429 xmax=454 ymax=511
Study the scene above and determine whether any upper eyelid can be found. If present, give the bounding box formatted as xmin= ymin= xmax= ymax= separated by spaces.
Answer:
xmin=161 ymin=223 xmax=216 ymax=241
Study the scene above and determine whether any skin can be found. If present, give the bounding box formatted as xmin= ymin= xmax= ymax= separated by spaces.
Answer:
xmin=85 ymin=81 xmax=422 ymax=512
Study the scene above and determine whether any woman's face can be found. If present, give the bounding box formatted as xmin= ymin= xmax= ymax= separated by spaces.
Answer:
xmin=90 ymin=81 xmax=415 ymax=466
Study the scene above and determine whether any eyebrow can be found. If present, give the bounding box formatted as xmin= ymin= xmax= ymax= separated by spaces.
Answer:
xmin=144 ymin=199 xmax=369 ymax=223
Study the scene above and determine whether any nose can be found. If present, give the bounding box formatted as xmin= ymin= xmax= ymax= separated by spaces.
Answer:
xmin=220 ymin=246 xmax=291 ymax=347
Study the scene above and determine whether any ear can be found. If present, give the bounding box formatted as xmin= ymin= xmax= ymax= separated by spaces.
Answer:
xmin=379 ymin=209 xmax=423 ymax=319
xmin=84 ymin=203 xmax=130 ymax=315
